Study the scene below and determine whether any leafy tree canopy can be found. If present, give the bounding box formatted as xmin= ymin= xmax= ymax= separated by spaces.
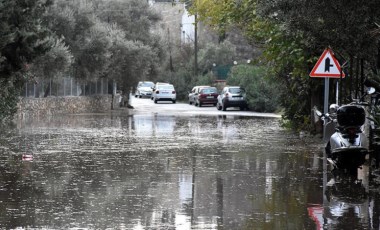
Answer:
xmin=189 ymin=0 xmax=380 ymax=130
xmin=0 ymin=0 xmax=53 ymax=122
xmin=0 ymin=0 xmax=53 ymax=80
xmin=45 ymin=0 xmax=165 ymax=93
xmin=0 ymin=0 xmax=167 ymax=121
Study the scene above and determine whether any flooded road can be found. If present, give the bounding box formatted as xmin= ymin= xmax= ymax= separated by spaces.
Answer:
xmin=1 ymin=97 xmax=379 ymax=229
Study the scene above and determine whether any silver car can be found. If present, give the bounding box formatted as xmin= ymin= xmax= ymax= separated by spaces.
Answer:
xmin=135 ymin=81 xmax=155 ymax=98
xmin=152 ymin=84 xmax=176 ymax=103
xmin=217 ymin=86 xmax=248 ymax=111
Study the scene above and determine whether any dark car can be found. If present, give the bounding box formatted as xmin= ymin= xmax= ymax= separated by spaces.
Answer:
xmin=217 ymin=86 xmax=248 ymax=111
xmin=188 ymin=85 xmax=210 ymax=105
xmin=195 ymin=87 xmax=218 ymax=107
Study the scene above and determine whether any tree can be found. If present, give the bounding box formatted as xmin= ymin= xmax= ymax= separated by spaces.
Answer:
xmin=96 ymin=0 xmax=161 ymax=43
xmin=227 ymin=65 xmax=280 ymax=112
xmin=0 ymin=0 xmax=53 ymax=122
xmin=188 ymin=0 xmax=380 ymax=130
xmin=29 ymin=36 xmax=73 ymax=79
xmin=46 ymin=0 xmax=165 ymax=95
xmin=197 ymin=41 xmax=236 ymax=75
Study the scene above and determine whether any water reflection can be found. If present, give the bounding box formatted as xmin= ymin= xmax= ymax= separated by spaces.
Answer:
xmin=0 ymin=113 xmax=352 ymax=229
xmin=132 ymin=114 xmax=175 ymax=137
xmin=306 ymin=158 xmax=380 ymax=230
xmin=319 ymin=166 xmax=372 ymax=230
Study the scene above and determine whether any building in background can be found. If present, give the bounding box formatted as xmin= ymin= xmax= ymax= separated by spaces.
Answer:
xmin=180 ymin=6 xmax=195 ymax=44
xmin=149 ymin=0 xmax=184 ymax=48
xmin=149 ymin=0 xmax=260 ymax=83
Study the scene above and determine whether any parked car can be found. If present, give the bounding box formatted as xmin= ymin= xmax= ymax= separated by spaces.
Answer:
xmin=135 ymin=81 xmax=155 ymax=98
xmin=216 ymin=86 xmax=248 ymax=111
xmin=152 ymin=83 xmax=176 ymax=103
xmin=151 ymin=82 xmax=170 ymax=100
xmin=194 ymin=87 xmax=218 ymax=107
xmin=188 ymin=85 xmax=210 ymax=105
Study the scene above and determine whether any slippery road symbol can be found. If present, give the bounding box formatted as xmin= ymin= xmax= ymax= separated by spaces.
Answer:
xmin=324 ymin=57 xmax=333 ymax=72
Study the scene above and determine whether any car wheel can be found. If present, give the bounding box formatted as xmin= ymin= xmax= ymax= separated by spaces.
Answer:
xmin=217 ymin=103 xmax=222 ymax=110
xmin=198 ymin=101 xmax=202 ymax=107
xmin=189 ymin=100 xmax=192 ymax=105
xmin=173 ymin=100 xmax=176 ymax=103
xmin=135 ymin=95 xmax=138 ymax=98
xmin=154 ymin=99 xmax=158 ymax=104
xmin=222 ymin=103 xmax=227 ymax=111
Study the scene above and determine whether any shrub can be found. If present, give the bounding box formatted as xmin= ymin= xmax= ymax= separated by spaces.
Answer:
xmin=227 ymin=65 xmax=281 ymax=112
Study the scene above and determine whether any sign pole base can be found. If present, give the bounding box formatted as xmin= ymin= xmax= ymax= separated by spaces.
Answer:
xmin=323 ymin=77 xmax=330 ymax=141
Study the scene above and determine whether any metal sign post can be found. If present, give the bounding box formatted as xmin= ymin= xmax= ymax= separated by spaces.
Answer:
xmin=310 ymin=48 xmax=345 ymax=140
xmin=324 ymin=78 xmax=330 ymax=114
xmin=323 ymin=77 xmax=330 ymax=141
xmin=336 ymin=81 xmax=339 ymax=105
xmin=309 ymin=48 xmax=346 ymax=221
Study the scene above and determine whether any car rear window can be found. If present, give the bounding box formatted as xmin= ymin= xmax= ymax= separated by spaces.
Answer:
xmin=158 ymin=85 xmax=174 ymax=90
xmin=201 ymin=87 xmax=217 ymax=94
xmin=229 ymin=88 xmax=244 ymax=94
xmin=141 ymin=82 xmax=154 ymax=87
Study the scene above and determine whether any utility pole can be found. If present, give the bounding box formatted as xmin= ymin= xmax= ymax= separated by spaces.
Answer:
xmin=167 ymin=28 xmax=173 ymax=72
xmin=183 ymin=0 xmax=198 ymax=77
xmin=194 ymin=12 xmax=198 ymax=77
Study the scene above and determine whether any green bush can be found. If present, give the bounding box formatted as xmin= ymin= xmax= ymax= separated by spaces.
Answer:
xmin=0 ymin=79 xmax=20 ymax=123
xmin=157 ymin=69 xmax=193 ymax=102
xmin=227 ymin=65 xmax=281 ymax=112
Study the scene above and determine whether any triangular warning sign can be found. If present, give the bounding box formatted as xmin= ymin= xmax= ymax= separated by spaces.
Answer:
xmin=309 ymin=48 xmax=345 ymax=78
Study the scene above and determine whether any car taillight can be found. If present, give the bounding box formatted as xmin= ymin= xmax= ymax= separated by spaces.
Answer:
xmin=347 ymin=128 xmax=356 ymax=136
xmin=347 ymin=127 xmax=358 ymax=142
xmin=172 ymin=91 xmax=176 ymax=94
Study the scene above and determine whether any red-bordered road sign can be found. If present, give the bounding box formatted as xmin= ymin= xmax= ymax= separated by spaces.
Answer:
xmin=309 ymin=48 xmax=345 ymax=78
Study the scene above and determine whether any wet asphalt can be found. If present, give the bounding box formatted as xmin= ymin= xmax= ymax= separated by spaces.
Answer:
xmin=1 ymin=96 xmax=379 ymax=229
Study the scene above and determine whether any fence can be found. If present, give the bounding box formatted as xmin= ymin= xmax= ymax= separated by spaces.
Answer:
xmin=21 ymin=77 xmax=115 ymax=98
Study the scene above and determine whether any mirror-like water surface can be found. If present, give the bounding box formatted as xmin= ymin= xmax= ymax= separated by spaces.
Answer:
xmin=1 ymin=111 xmax=378 ymax=229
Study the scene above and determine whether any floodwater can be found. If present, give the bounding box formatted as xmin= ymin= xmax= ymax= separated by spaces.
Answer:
xmin=1 ymin=108 xmax=380 ymax=229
